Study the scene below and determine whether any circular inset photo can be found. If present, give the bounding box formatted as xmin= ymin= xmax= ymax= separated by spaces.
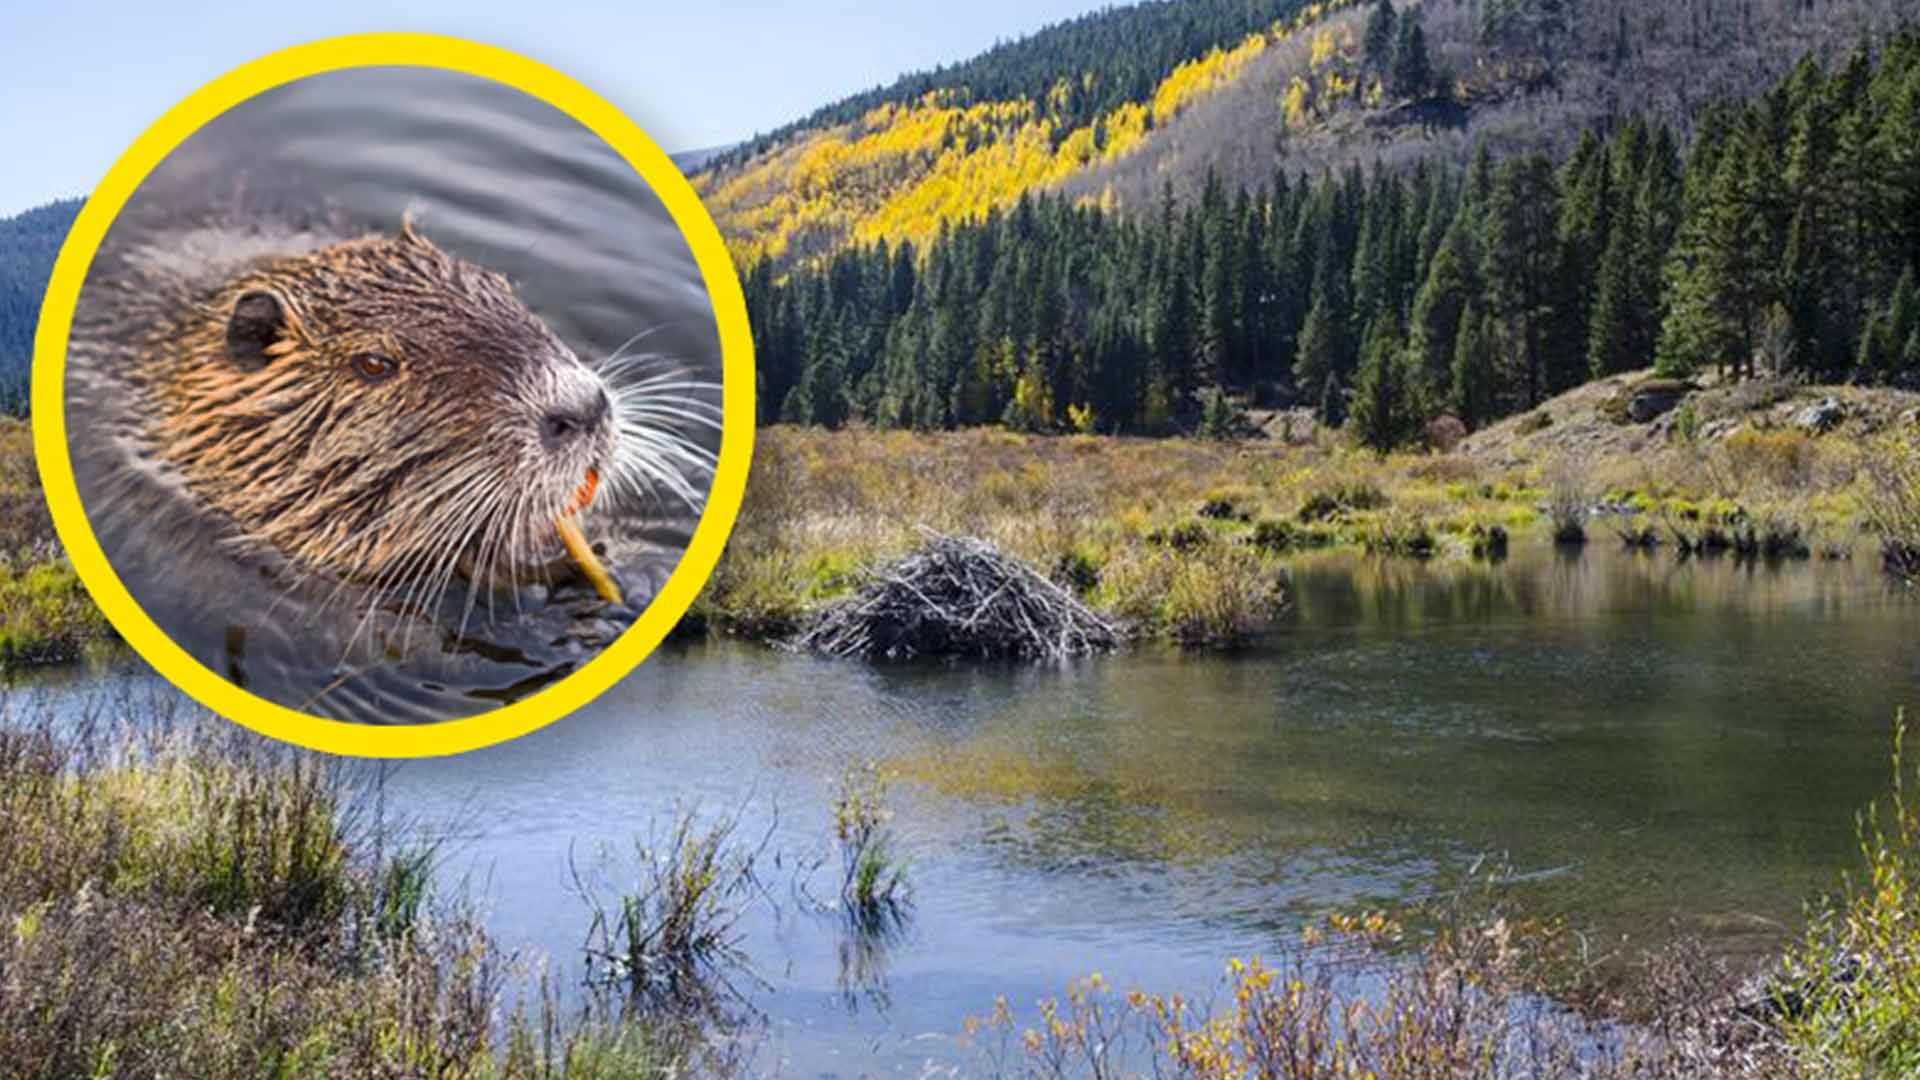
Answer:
xmin=35 ymin=37 xmax=753 ymax=750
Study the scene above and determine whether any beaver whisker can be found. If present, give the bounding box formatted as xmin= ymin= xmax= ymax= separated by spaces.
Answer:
xmin=617 ymin=397 xmax=723 ymax=424
xmin=351 ymin=458 xmax=524 ymax=631
xmin=613 ymin=426 xmax=716 ymax=482
xmin=348 ymin=480 xmax=505 ymax=653
xmin=604 ymin=437 xmax=709 ymax=510
xmin=406 ymin=489 xmax=524 ymax=651
xmin=447 ymin=495 xmax=512 ymax=642
xmin=426 ymin=472 xmax=532 ymax=618
xmin=599 ymin=324 xmax=676 ymax=367
xmin=345 ymin=495 xmax=495 ymax=645
xmin=488 ymin=490 xmax=537 ymax=624
xmin=601 ymin=363 xmax=721 ymax=516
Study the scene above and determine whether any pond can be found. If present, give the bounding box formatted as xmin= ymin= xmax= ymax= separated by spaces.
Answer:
xmin=19 ymin=542 xmax=1919 ymax=1074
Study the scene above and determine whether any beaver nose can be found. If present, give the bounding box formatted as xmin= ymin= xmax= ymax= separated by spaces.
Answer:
xmin=540 ymin=389 xmax=611 ymax=449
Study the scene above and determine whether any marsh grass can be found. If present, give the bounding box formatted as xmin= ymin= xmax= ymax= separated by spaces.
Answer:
xmin=825 ymin=761 xmax=913 ymax=1013
xmin=964 ymin=868 xmax=1780 ymax=1078
xmin=0 ymin=695 xmax=504 ymax=1077
xmin=1861 ymin=438 xmax=1920 ymax=580
xmin=0 ymin=690 xmax=718 ymax=1077
xmin=1547 ymin=461 xmax=1591 ymax=546
xmin=572 ymin=803 xmax=771 ymax=1018
xmin=1468 ymin=521 xmax=1511 ymax=561
xmin=834 ymin=761 xmax=909 ymax=919
xmin=700 ymin=427 xmax=1896 ymax=651
xmin=0 ymin=420 xmax=110 ymax=666
xmin=1775 ymin=709 xmax=1920 ymax=1073
xmin=1360 ymin=510 xmax=1437 ymax=558
xmin=707 ymin=429 xmax=1461 ymax=647
xmin=1614 ymin=516 xmax=1661 ymax=550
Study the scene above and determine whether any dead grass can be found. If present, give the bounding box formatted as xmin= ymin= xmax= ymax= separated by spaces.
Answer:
xmin=0 ymin=691 xmax=722 ymax=1078
xmin=702 ymin=424 xmax=1884 ymax=646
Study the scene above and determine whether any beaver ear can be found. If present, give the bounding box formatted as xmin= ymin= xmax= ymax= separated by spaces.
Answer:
xmin=399 ymin=206 xmax=429 ymax=247
xmin=226 ymin=290 xmax=286 ymax=372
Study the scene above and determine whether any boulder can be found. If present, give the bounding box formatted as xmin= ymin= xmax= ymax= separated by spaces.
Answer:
xmin=1627 ymin=381 xmax=1689 ymax=422
xmin=1793 ymin=397 xmax=1847 ymax=433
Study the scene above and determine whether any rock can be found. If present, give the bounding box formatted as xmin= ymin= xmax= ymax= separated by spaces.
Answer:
xmin=565 ymin=617 xmax=622 ymax=647
xmin=1427 ymin=414 xmax=1468 ymax=452
xmin=1698 ymin=418 xmax=1742 ymax=442
xmin=1793 ymin=396 xmax=1847 ymax=433
xmin=1628 ymin=382 xmax=1689 ymax=422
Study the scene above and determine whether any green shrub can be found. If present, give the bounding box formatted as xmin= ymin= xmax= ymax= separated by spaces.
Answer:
xmin=1248 ymin=518 xmax=1296 ymax=552
xmin=1297 ymin=481 xmax=1389 ymax=523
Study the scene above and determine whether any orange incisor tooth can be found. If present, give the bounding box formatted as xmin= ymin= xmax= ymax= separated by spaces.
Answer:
xmin=556 ymin=468 xmax=620 ymax=603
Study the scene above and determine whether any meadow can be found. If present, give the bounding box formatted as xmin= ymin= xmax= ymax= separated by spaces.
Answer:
xmin=697 ymin=417 xmax=1906 ymax=649
xmin=0 ymin=420 xmax=109 ymax=668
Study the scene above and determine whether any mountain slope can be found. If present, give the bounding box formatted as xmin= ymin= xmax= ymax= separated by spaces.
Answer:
xmin=693 ymin=0 xmax=1343 ymax=266
xmin=1062 ymin=0 xmax=1917 ymax=208
xmin=0 ymin=198 xmax=82 ymax=413
xmin=699 ymin=0 xmax=1916 ymax=268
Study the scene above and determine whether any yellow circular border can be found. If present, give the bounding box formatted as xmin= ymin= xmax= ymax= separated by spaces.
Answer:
xmin=32 ymin=34 xmax=755 ymax=758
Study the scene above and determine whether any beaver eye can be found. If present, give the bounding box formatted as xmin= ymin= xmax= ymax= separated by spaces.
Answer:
xmin=349 ymin=353 xmax=399 ymax=383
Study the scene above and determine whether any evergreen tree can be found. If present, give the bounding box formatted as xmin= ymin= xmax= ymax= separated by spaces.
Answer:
xmin=1391 ymin=16 xmax=1432 ymax=98
xmin=732 ymin=33 xmax=1920 ymax=435
xmin=1658 ymin=116 xmax=1775 ymax=378
xmin=1348 ymin=316 xmax=1421 ymax=451
xmin=1451 ymin=301 xmax=1498 ymax=428
xmin=1408 ymin=209 xmax=1477 ymax=397
xmin=1364 ymin=0 xmax=1398 ymax=70
xmin=1482 ymin=154 xmax=1563 ymax=405
xmin=1295 ymin=293 xmax=1341 ymax=424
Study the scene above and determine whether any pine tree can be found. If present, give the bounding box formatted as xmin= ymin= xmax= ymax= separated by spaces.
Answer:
xmin=1482 ymin=154 xmax=1563 ymax=406
xmin=1881 ymin=269 xmax=1920 ymax=381
xmin=1657 ymin=116 xmax=1775 ymax=379
xmin=1408 ymin=209 xmax=1477 ymax=397
xmin=1391 ymin=16 xmax=1432 ymax=98
xmin=1364 ymin=0 xmax=1397 ymax=70
xmin=1348 ymin=316 xmax=1421 ymax=451
xmin=1451 ymin=301 xmax=1498 ymax=428
xmin=1295 ymin=293 xmax=1341 ymax=424
xmin=1197 ymin=386 xmax=1237 ymax=439
xmin=1586 ymin=219 xmax=1642 ymax=378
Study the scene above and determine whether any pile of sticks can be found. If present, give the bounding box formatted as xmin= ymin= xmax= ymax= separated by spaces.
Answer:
xmin=790 ymin=531 xmax=1123 ymax=661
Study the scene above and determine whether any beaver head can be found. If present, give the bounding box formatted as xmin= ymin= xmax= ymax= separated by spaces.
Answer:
xmin=140 ymin=222 xmax=622 ymax=613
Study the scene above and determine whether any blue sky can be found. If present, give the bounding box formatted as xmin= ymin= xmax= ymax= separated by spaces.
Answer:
xmin=0 ymin=0 xmax=1111 ymax=217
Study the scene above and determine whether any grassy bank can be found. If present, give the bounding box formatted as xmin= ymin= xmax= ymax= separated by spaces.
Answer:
xmin=0 ymin=420 xmax=110 ymax=667
xmin=0 ymin=691 xmax=715 ymax=1078
xmin=3 ymin=375 xmax=1911 ymax=661
xmin=700 ymin=403 xmax=1906 ymax=646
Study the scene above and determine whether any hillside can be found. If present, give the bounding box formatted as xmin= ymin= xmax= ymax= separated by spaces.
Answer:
xmin=1061 ymin=0 xmax=1913 ymax=207
xmin=699 ymin=0 xmax=1914 ymax=267
xmin=694 ymin=0 xmax=1338 ymax=266
xmin=1460 ymin=370 xmax=1920 ymax=464
xmin=0 ymin=198 xmax=81 ymax=413
xmin=746 ymin=25 xmax=1920 ymax=443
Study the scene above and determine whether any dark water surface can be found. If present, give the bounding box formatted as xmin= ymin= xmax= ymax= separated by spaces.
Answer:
xmin=20 ymin=544 xmax=1920 ymax=1073
xmin=64 ymin=67 xmax=719 ymax=723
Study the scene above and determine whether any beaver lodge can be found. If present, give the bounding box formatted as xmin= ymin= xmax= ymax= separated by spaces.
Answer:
xmin=791 ymin=531 xmax=1123 ymax=661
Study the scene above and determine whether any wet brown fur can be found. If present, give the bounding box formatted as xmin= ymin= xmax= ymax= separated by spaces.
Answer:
xmin=113 ymin=223 xmax=615 ymax=611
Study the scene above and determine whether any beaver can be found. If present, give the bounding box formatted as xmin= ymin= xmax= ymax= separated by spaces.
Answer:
xmin=68 ymin=214 xmax=717 ymax=637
